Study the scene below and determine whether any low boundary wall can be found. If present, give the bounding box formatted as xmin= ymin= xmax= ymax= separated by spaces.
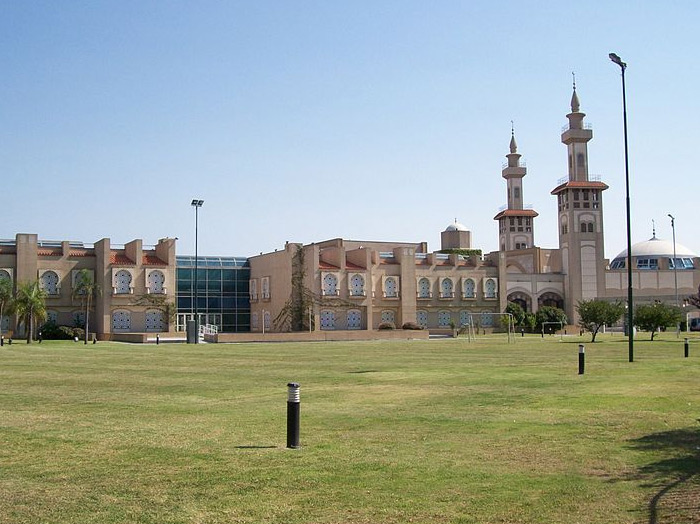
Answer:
xmin=210 ymin=329 xmax=429 ymax=344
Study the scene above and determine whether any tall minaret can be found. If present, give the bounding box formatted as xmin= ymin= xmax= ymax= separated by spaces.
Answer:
xmin=551 ymin=81 xmax=609 ymax=322
xmin=494 ymin=126 xmax=538 ymax=251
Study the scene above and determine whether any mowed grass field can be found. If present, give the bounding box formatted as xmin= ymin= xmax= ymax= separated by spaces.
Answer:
xmin=1 ymin=333 xmax=699 ymax=524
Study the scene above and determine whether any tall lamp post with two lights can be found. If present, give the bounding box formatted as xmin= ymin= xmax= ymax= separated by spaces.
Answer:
xmin=609 ymin=52 xmax=634 ymax=362
xmin=191 ymin=199 xmax=204 ymax=344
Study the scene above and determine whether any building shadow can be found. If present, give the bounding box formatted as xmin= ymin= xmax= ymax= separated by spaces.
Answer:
xmin=627 ymin=423 xmax=700 ymax=524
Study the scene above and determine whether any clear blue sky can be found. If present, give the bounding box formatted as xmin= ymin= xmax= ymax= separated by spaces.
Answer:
xmin=2 ymin=1 xmax=698 ymax=258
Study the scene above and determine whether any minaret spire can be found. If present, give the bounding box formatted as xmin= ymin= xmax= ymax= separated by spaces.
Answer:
xmin=495 ymin=126 xmax=537 ymax=251
xmin=570 ymin=72 xmax=580 ymax=113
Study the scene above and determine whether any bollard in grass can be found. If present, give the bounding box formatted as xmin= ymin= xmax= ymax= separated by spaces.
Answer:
xmin=685 ymin=338 xmax=689 ymax=358
xmin=156 ymin=334 xmax=160 ymax=345
xmin=287 ymin=382 xmax=301 ymax=449
xmin=1 ymin=335 xmax=3 ymax=347
xmin=578 ymin=344 xmax=585 ymax=375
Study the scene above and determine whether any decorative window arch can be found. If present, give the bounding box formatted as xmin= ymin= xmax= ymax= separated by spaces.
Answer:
xmin=251 ymin=312 xmax=259 ymax=330
xmin=440 ymin=278 xmax=454 ymax=299
xmin=384 ymin=276 xmax=398 ymax=298
xmin=45 ymin=310 xmax=59 ymax=325
xmin=417 ymin=277 xmax=431 ymax=298
xmin=40 ymin=271 xmax=60 ymax=295
xmin=322 ymin=273 xmax=339 ymax=296
xmin=147 ymin=270 xmax=165 ymax=294
xmin=263 ymin=310 xmax=271 ymax=330
xmin=437 ymin=310 xmax=452 ymax=327
xmin=145 ymin=310 xmax=165 ymax=332
xmin=349 ymin=274 xmax=365 ymax=297
xmin=114 ymin=270 xmax=133 ymax=294
xmin=463 ymin=278 xmax=476 ymax=299
xmin=484 ymin=278 xmax=497 ymax=299
xmin=261 ymin=277 xmax=270 ymax=299
xmin=416 ymin=310 xmax=428 ymax=328
xmin=459 ymin=310 xmax=472 ymax=327
xmin=347 ymin=309 xmax=362 ymax=329
xmin=560 ymin=216 xmax=569 ymax=235
xmin=72 ymin=311 xmax=86 ymax=328
xmin=112 ymin=310 xmax=131 ymax=331
xmin=380 ymin=310 xmax=395 ymax=326
xmin=480 ymin=312 xmax=494 ymax=327
xmin=320 ymin=310 xmax=336 ymax=330
xmin=0 ymin=269 xmax=11 ymax=283
xmin=249 ymin=279 xmax=258 ymax=301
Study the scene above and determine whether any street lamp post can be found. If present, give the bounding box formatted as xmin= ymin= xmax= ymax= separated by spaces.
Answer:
xmin=609 ymin=52 xmax=634 ymax=363
xmin=668 ymin=214 xmax=678 ymax=307
xmin=191 ymin=199 xmax=204 ymax=344
xmin=668 ymin=214 xmax=680 ymax=336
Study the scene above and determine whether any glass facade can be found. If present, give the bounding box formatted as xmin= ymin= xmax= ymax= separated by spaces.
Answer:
xmin=176 ymin=256 xmax=250 ymax=333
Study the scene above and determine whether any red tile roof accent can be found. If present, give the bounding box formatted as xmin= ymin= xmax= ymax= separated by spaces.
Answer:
xmin=110 ymin=253 xmax=134 ymax=265
xmin=143 ymin=255 xmax=167 ymax=266
xmin=319 ymin=261 xmax=340 ymax=270
xmin=37 ymin=248 xmax=62 ymax=256
xmin=69 ymin=250 xmax=95 ymax=257
xmin=550 ymin=180 xmax=609 ymax=195
xmin=493 ymin=209 xmax=540 ymax=220
xmin=345 ymin=261 xmax=365 ymax=270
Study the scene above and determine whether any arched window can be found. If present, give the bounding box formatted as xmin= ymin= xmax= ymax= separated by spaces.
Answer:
xmin=577 ymin=153 xmax=585 ymax=168
xmin=484 ymin=279 xmax=497 ymax=299
xmin=381 ymin=310 xmax=395 ymax=325
xmin=322 ymin=274 xmax=338 ymax=296
xmin=588 ymin=223 xmax=594 ymax=233
xmin=112 ymin=310 xmax=131 ymax=331
xmin=41 ymin=271 xmax=59 ymax=295
xmin=145 ymin=310 xmax=165 ymax=331
xmin=438 ymin=311 xmax=452 ymax=327
xmin=350 ymin=274 xmax=365 ymax=296
xmin=463 ymin=279 xmax=476 ymax=299
xmin=251 ymin=312 xmax=259 ymax=329
xmin=0 ymin=269 xmax=10 ymax=282
xmin=320 ymin=310 xmax=335 ymax=330
xmin=417 ymin=278 xmax=431 ymax=298
xmin=72 ymin=311 xmax=86 ymax=328
xmin=416 ymin=310 xmax=428 ymax=328
xmin=481 ymin=312 xmax=494 ymax=327
xmin=459 ymin=310 xmax=471 ymax=327
xmin=45 ymin=310 xmax=59 ymax=325
xmin=147 ymin=270 xmax=165 ymax=294
xmin=263 ymin=310 xmax=271 ymax=331
xmin=114 ymin=270 xmax=132 ymax=294
xmin=440 ymin=278 xmax=454 ymax=298
xmin=384 ymin=277 xmax=398 ymax=298
xmin=580 ymin=222 xmax=588 ymax=233
xmin=347 ymin=310 xmax=361 ymax=329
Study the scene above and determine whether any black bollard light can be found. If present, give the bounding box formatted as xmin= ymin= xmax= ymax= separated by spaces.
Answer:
xmin=38 ymin=331 xmax=42 ymax=344
xmin=287 ymin=382 xmax=301 ymax=449
xmin=8 ymin=338 xmax=12 ymax=345
xmin=1 ymin=335 xmax=3 ymax=347
xmin=578 ymin=344 xmax=585 ymax=375
xmin=684 ymin=338 xmax=689 ymax=358
xmin=156 ymin=334 xmax=160 ymax=345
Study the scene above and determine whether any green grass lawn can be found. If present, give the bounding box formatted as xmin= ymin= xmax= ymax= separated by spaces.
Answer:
xmin=1 ymin=333 xmax=699 ymax=523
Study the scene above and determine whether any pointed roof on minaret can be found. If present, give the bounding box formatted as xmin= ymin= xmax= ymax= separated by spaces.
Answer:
xmin=570 ymin=72 xmax=580 ymax=112
xmin=509 ymin=121 xmax=517 ymax=153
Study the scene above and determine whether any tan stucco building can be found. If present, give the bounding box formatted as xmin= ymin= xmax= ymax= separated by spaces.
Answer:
xmin=0 ymin=234 xmax=176 ymax=339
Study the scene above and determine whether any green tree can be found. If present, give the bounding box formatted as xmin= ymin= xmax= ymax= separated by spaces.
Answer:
xmin=72 ymin=269 xmax=100 ymax=344
xmin=634 ymin=302 xmax=682 ymax=341
xmin=523 ymin=312 xmax=537 ymax=332
xmin=505 ymin=302 xmax=525 ymax=327
xmin=576 ymin=300 xmax=625 ymax=342
xmin=13 ymin=281 xmax=47 ymax=343
xmin=0 ymin=276 xmax=13 ymax=338
xmin=535 ymin=306 xmax=567 ymax=333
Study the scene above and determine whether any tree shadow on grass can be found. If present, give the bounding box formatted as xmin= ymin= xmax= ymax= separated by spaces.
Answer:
xmin=627 ymin=423 xmax=700 ymax=523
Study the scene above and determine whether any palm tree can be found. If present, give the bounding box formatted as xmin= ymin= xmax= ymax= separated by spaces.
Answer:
xmin=0 ymin=276 xmax=13 ymax=339
xmin=13 ymin=281 xmax=47 ymax=343
xmin=72 ymin=269 xmax=100 ymax=344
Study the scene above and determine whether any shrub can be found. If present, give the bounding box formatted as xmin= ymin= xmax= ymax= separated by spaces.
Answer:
xmin=402 ymin=322 xmax=424 ymax=330
xmin=378 ymin=322 xmax=395 ymax=330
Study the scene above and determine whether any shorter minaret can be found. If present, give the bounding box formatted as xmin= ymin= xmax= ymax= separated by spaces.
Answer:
xmin=494 ymin=125 xmax=538 ymax=251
